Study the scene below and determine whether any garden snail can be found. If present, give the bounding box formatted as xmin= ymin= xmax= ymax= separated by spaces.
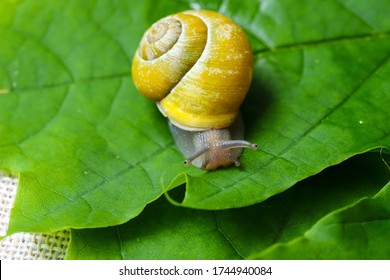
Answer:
xmin=132 ymin=10 xmax=257 ymax=170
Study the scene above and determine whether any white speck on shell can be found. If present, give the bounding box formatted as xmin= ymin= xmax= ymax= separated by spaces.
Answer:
xmin=218 ymin=23 xmax=234 ymax=40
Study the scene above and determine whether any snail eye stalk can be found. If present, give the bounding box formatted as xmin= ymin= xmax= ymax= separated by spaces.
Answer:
xmin=183 ymin=139 xmax=258 ymax=168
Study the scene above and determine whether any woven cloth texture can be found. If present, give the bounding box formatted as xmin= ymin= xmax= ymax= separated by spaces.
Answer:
xmin=0 ymin=174 xmax=70 ymax=260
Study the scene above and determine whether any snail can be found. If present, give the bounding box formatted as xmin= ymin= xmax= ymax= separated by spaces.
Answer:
xmin=132 ymin=10 xmax=257 ymax=170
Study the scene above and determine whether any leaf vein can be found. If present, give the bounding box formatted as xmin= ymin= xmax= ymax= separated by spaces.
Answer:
xmin=332 ymin=0 xmax=377 ymax=30
xmin=115 ymin=226 xmax=125 ymax=260
xmin=213 ymin=212 xmax=245 ymax=259
xmin=254 ymin=32 xmax=390 ymax=56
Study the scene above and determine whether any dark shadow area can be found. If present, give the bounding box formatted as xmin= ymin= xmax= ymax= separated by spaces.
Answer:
xmin=241 ymin=64 xmax=275 ymax=136
xmin=166 ymin=182 xmax=186 ymax=204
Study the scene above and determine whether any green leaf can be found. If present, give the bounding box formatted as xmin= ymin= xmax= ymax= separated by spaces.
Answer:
xmin=65 ymin=153 xmax=390 ymax=259
xmin=251 ymin=182 xmax=390 ymax=260
xmin=0 ymin=0 xmax=192 ymax=234
xmin=1 ymin=0 xmax=390 ymax=235
xmin=67 ymin=197 xmax=241 ymax=260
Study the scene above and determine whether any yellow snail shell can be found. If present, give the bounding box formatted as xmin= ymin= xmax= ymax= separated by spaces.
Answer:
xmin=132 ymin=10 xmax=257 ymax=170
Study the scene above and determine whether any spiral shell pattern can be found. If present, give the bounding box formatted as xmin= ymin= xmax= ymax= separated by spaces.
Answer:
xmin=132 ymin=10 xmax=253 ymax=130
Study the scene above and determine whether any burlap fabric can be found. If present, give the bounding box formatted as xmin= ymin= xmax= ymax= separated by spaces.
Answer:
xmin=0 ymin=174 xmax=70 ymax=260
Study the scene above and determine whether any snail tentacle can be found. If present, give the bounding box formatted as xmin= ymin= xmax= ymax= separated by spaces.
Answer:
xmin=227 ymin=153 xmax=241 ymax=167
xmin=221 ymin=140 xmax=258 ymax=151
xmin=181 ymin=128 xmax=258 ymax=169
xmin=183 ymin=146 xmax=210 ymax=166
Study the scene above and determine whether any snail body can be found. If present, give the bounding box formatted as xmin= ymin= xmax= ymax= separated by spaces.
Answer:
xmin=132 ymin=10 xmax=257 ymax=170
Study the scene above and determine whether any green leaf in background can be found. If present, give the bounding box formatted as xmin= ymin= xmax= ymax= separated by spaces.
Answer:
xmin=251 ymin=181 xmax=390 ymax=260
xmin=66 ymin=153 xmax=390 ymax=259
xmin=0 ymin=0 xmax=390 ymax=241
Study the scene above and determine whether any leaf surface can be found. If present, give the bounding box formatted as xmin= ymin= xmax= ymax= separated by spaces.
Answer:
xmin=251 ymin=181 xmax=390 ymax=259
xmin=66 ymin=153 xmax=390 ymax=259
xmin=0 ymin=0 xmax=389 ymax=234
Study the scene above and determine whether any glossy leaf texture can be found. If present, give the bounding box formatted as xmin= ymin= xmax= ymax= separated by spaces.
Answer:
xmin=66 ymin=153 xmax=390 ymax=259
xmin=0 ymin=0 xmax=390 ymax=236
